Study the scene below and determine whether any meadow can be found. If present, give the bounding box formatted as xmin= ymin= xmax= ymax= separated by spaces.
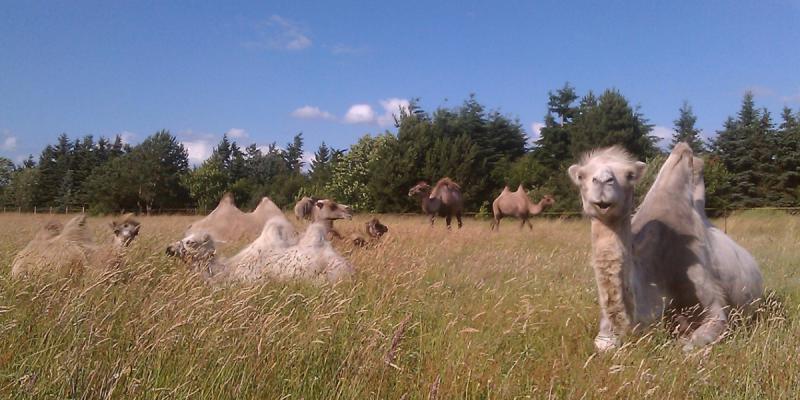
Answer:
xmin=0 ymin=212 xmax=798 ymax=399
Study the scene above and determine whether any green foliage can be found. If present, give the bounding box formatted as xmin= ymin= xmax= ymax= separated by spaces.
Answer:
xmin=671 ymin=101 xmax=706 ymax=153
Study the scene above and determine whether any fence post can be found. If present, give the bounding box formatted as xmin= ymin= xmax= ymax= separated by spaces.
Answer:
xmin=66 ymin=206 xmax=69 ymax=214
xmin=82 ymin=206 xmax=85 ymax=213
xmin=34 ymin=206 xmax=37 ymax=214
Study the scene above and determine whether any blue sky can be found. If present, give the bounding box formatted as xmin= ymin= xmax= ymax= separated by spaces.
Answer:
xmin=1 ymin=0 xmax=799 ymax=164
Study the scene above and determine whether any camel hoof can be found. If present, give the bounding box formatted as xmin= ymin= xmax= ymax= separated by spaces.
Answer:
xmin=594 ymin=334 xmax=620 ymax=352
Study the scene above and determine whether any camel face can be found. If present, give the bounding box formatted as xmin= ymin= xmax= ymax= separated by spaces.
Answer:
xmin=314 ymin=199 xmax=353 ymax=221
xmin=407 ymin=182 xmax=431 ymax=198
xmin=166 ymin=232 xmax=215 ymax=261
xmin=366 ymin=218 xmax=388 ymax=238
xmin=541 ymin=195 xmax=556 ymax=208
xmin=568 ymin=148 xmax=646 ymax=222
xmin=110 ymin=216 xmax=141 ymax=247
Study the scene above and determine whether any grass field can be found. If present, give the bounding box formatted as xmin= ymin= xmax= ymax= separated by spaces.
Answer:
xmin=0 ymin=212 xmax=798 ymax=399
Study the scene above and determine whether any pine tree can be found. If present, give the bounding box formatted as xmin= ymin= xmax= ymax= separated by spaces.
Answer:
xmin=671 ymin=101 xmax=705 ymax=153
xmin=775 ymin=107 xmax=800 ymax=205
xmin=284 ymin=133 xmax=305 ymax=173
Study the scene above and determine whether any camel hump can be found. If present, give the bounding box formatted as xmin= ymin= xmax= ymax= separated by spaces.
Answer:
xmin=61 ymin=214 xmax=92 ymax=244
xmin=35 ymin=220 xmax=64 ymax=240
xmin=516 ymin=183 xmax=525 ymax=193
xmin=431 ymin=177 xmax=461 ymax=197
xmin=219 ymin=193 xmax=235 ymax=206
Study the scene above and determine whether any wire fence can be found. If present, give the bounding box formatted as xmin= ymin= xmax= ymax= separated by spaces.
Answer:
xmin=1 ymin=205 xmax=798 ymax=217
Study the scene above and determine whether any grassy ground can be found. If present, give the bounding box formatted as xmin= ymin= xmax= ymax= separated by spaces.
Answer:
xmin=0 ymin=212 xmax=798 ymax=399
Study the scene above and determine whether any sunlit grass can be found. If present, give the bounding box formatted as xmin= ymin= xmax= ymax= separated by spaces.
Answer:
xmin=0 ymin=212 xmax=797 ymax=399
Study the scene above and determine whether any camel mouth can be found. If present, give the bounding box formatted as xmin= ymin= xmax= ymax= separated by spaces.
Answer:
xmin=593 ymin=201 xmax=613 ymax=213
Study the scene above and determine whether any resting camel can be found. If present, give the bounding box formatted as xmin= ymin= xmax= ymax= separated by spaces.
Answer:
xmin=311 ymin=199 xmax=353 ymax=239
xmin=166 ymin=215 xmax=354 ymax=285
xmin=408 ymin=177 xmax=464 ymax=229
xmin=490 ymin=185 xmax=555 ymax=230
xmin=11 ymin=213 xmax=141 ymax=279
xmin=294 ymin=196 xmax=317 ymax=221
xmin=185 ymin=193 xmax=282 ymax=245
xmin=567 ymin=143 xmax=762 ymax=352
xmin=350 ymin=217 xmax=389 ymax=247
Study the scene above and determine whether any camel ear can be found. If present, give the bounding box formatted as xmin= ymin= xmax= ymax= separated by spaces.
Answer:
xmin=567 ymin=164 xmax=582 ymax=186
xmin=630 ymin=161 xmax=647 ymax=184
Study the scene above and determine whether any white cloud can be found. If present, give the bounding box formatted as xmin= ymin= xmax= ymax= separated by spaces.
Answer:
xmin=183 ymin=140 xmax=214 ymax=165
xmin=118 ymin=130 xmax=136 ymax=144
xmin=246 ymin=15 xmax=312 ymax=51
xmin=651 ymin=125 xmax=675 ymax=150
xmin=377 ymin=98 xmax=411 ymax=126
xmin=2 ymin=136 xmax=17 ymax=151
xmin=291 ymin=105 xmax=335 ymax=120
xmin=226 ymin=128 xmax=248 ymax=139
xmin=344 ymin=104 xmax=376 ymax=124
xmin=530 ymin=122 xmax=545 ymax=142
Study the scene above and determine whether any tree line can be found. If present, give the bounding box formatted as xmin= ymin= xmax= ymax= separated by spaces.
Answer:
xmin=1 ymin=85 xmax=798 ymax=214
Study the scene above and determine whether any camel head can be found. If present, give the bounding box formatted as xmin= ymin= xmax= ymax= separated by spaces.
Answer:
xmin=365 ymin=217 xmax=388 ymax=238
xmin=408 ymin=181 xmax=431 ymax=198
xmin=568 ymin=146 xmax=646 ymax=222
xmin=540 ymin=194 xmax=556 ymax=208
xmin=166 ymin=232 xmax=216 ymax=262
xmin=314 ymin=199 xmax=353 ymax=221
xmin=110 ymin=213 xmax=141 ymax=247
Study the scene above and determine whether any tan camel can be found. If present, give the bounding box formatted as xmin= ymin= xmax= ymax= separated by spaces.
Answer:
xmin=166 ymin=215 xmax=354 ymax=285
xmin=568 ymin=143 xmax=762 ymax=352
xmin=294 ymin=196 xmax=317 ymax=221
xmin=185 ymin=193 xmax=282 ymax=245
xmin=11 ymin=214 xmax=141 ymax=279
xmin=490 ymin=184 xmax=555 ymax=230
xmin=350 ymin=217 xmax=389 ymax=247
xmin=408 ymin=177 xmax=464 ymax=229
xmin=311 ymin=199 xmax=353 ymax=239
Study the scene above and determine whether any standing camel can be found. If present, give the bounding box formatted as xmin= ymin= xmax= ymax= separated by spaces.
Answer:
xmin=490 ymin=184 xmax=555 ymax=230
xmin=408 ymin=177 xmax=464 ymax=229
xmin=567 ymin=143 xmax=762 ymax=352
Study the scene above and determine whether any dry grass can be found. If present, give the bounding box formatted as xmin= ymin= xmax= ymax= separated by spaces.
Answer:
xmin=0 ymin=212 xmax=798 ymax=399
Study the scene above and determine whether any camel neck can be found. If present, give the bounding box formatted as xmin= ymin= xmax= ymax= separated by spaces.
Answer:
xmin=589 ymin=217 xmax=634 ymax=334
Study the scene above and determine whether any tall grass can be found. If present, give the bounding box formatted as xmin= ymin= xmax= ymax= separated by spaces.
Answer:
xmin=0 ymin=213 xmax=798 ymax=399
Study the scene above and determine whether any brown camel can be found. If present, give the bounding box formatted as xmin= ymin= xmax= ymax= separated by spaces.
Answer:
xmin=351 ymin=217 xmax=389 ymax=247
xmin=408 ymin=177 xmax=464 ymax=229
xmin=490 ymin=184 xmax=555 ymax=230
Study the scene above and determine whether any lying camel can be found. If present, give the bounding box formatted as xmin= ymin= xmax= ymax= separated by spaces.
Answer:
xmin=294 ymin=196 xmax=317 ymax=221
xmin=311 ymin=199 xmax=353 ymax=239
xmin=185 ymin=193 xmax=282 ymax=245
xmin=351 ymin=217 xmax=389 ymax=247
xmin=408 ymin=177 xmax=464 ymax=229
xmin=166 ymin=215 xmax=354 ymax=285
xmin=11 ymin=213 xmax=141 ymax=279
xmin=490 ymin=185 xmax=555 ymax=230
xmin=567 ymin=143 xmax=762 ymax=352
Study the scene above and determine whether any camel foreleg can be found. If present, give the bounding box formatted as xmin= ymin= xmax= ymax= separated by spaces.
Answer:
xmin=456 ymin=212 xmax=463 ymax=229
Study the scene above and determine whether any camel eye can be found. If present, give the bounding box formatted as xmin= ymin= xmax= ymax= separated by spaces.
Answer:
xmin=626 ymin=172 xmax=635 ymax=180
xmin=578 ymin=175 xmax=584 ymax=180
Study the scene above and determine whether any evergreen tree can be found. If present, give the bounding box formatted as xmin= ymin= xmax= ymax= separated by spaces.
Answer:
xmin=775 ymin=107 xmax=800 ymax=205
xmin=283 ymin=133 xmax=305 ymax=173
xmin=671 ymin=101 xmax=705 ymax=153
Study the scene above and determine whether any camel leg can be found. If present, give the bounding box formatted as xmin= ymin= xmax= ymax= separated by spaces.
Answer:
xmin=429 ymin=215 xmax=435 ymax=227
xmin=491 ymin=216 xmax=500 ymax=231
xmin=525 ymin=218 xmax=533 ymax=230
xmin=519 ymin=218 xmax=526 ymax=229
xmin=456 ymin=213 xmax=463 ymax=229
xmin=683 ymin=265 xmax=729 ymax=351
xmin=445 ymin=215 xmax=452 ymax=230
xmin=595 ymin=313 xmax=622 ymax=352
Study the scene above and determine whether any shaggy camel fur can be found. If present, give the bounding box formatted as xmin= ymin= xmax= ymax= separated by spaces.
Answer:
xmin=311 ymin=199 xmax=353 ymax=239
xmin=490 ymin=185 xmax=555 ymax=230
xmin=350 ymin=217 xmax=389 ymax=247
xmin=11 ymin=214 xmax=141 ymax=279
xmin=408 ymin=177 xmax=464 ymax=229
xmin=185 ymin=194 xmax=282 ymax=245
xmin=568 ymin=143 xmax=762 ymax=352
xmin=294 ymin=196 xmax=317 ymax=221
xmin=167 ymin=215 xmax=354 ymax=285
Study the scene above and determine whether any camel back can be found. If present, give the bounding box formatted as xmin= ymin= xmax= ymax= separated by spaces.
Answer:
xmin=430 ymin=177 xmax=461 ymax=198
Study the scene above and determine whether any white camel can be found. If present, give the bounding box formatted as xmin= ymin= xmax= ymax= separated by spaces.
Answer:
xmin=167 ymin=214 xmax=355 ymax=286
xmin=568 ymin=143 xmax=762 ymax=352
